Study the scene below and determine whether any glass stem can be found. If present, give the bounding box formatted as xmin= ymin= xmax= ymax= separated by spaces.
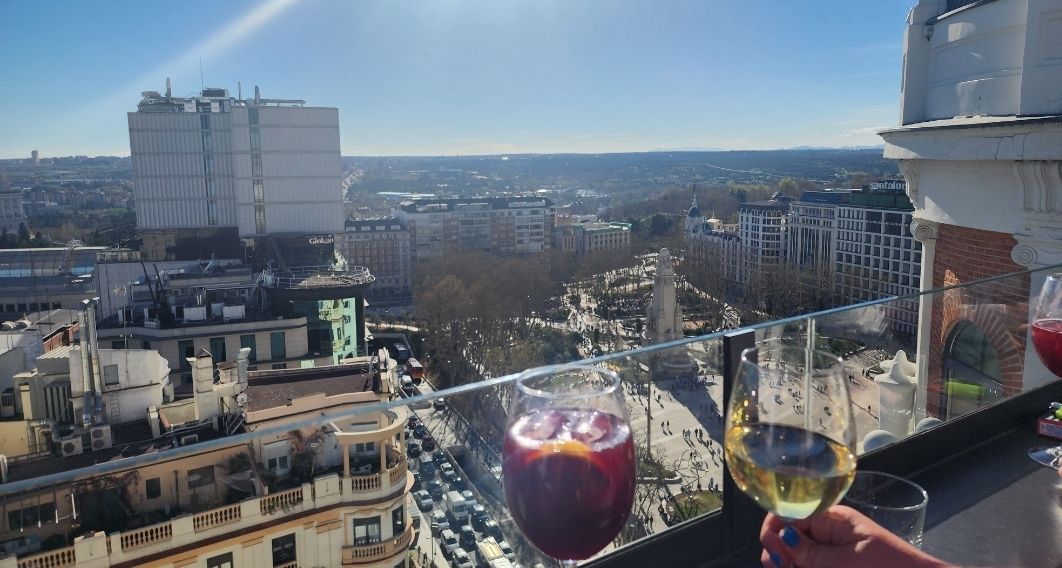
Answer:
xmin=560 ymin=561 xmax=580 ymax=568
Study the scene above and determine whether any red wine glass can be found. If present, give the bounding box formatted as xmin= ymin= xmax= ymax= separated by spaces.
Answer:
xmin=503 ymin=364 xmax=635 ymax=566
xmin=1030 ymin=273 xmax=1062 ymax=469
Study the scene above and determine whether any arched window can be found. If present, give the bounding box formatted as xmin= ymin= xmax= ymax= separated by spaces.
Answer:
xmin=941 ymin=321 xmax=1003 ymax=419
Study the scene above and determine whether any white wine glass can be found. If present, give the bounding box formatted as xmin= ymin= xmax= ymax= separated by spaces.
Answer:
xmin=724 ymin=343 xmax=858 ymax=521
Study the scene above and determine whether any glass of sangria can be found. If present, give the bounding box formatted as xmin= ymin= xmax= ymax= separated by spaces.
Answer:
xmin=724 ymin=343 xmax=858 ymax=521
xmin=503 ymin=364 xmax=635 ymax=566
xmin=1029 ymin=272 xmax=1062 ymax=469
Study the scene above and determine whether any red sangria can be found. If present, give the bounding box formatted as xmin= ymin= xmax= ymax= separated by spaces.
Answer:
xmin=503 ymin=408 xmax=634 ymax=561
xmin=503 ymin=365 xmax=633 ymax=565
xmin=1031 ymin=318 xmax=1062 ymax=377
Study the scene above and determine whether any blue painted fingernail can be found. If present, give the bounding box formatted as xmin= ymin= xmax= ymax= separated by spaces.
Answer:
xmin=770 ymin=550 xmax=783 ymax=568
xmin=781 ymin=526 xmax=800 ymax=548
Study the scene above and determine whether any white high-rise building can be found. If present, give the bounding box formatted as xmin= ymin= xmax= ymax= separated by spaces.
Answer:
xmin=737 ymin=193 xmax=791 ymax=284
xmin=786 ymin=190 xmax=854 ymax=269
xmin=129 ymin=83 xmax=344 ymax=260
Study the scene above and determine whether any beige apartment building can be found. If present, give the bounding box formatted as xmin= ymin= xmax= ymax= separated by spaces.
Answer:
xmin=1 ymin=349 xmax=413 ymax=568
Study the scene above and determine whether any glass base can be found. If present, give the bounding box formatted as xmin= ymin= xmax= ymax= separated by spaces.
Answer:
xmin=1028 ymin=445 xmax=1062 ymax=469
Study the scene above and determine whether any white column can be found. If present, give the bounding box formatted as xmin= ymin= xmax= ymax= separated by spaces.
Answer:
xmin=910 ymin=217 xmax=939 ymax=422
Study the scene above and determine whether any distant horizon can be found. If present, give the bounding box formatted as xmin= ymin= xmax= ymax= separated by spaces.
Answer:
xmin=2 ymin=144 xmax=888 ymax=162
xmin=0 ymin=1 xmax=911 ymax=157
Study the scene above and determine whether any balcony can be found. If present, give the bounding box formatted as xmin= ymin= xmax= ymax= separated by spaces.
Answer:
xmin=340 ymin=525 xmax=413 ymax=565
xmin=5 ymin=264 xmax=1062 ymax=568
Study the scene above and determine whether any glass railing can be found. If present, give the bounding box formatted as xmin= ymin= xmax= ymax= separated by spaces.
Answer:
xmin=0 ymin=263 xmax=1058 ymax=568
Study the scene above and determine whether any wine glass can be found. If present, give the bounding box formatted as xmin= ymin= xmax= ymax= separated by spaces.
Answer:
xmin=724 ymin=342 xmax=858 ymax=521
xmin=1028 ymin=273 xmax=1062 ymax=469
xmin=503 ymin=364 xmax=635 ymax=566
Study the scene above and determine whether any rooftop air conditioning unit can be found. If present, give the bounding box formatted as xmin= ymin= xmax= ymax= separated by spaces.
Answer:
xmin=90 ymin=425 xmax=113 ymax=451
xmin=60 ymin=437 xmax=83 ymax=457
xmin=179 ymin=434 xmax=199 ymax=447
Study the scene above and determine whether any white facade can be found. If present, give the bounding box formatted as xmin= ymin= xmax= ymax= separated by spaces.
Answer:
xmin=393 ymin=197 xmax=555 ymax=259
xmin=786 ymin=191 xmax=853 ymax=269
xmin=0 ymin=191 xmax=25 ymax=234
xmin=881 ymin=0 xmax=1062 ymax=420
xmin=738 ymin=197 xmax=790 ymax=284
xmin=129 ymin=88 xmax=343 ymax=238
xmin=834 ymin=196 xmax=922 ymax=336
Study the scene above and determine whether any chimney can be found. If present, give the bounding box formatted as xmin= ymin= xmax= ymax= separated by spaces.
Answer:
xmin=191 ymin=349 xmax=220 ymax=423
xmin=236 ymin=347 xmax=250 ymax=391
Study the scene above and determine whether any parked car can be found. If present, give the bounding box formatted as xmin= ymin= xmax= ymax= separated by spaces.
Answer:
xmin=407 ymin=442 xmax=422 ymax=458
xmin=422 ymin=436 xmax=437 ymax=452
xmin=439 ymin=462 xmax=454 ymax=475
xmin=451 ymin=548 xmax=473 ymax=568
xmin=434 ymin=398 xmax=447 ymax=411
xmin=483 ymin=519 xmax=503 ymax=541
xmin=430 ymin=510 xmax=451 ymax=535
xmin=442 ymin=468 xmax=458 ymax=484
xmin=413 ymin=424 xmax=429 ymax=438
xmin=414 ymin=490 xmax=433 ymax=511
xmin=433 ymin=452 xmax=449 ymax=467
xmin=428 ymin=479 xmax=446 ymax=500
xmin=498 ymin=540 xmax=516 ymax=562
xmin=440 ymin=529 xmax=460 ymax=557
xmin=451 ymin=476 xmax=467 ymax=491
xmin=408 ymin=415 xmax=421 ymax=428
xmin=470 ymin=504 xmax=489 ymax=531
xmin=412 ymin=472 xmax=423 ymax=491
xmin=459 ymin=525 xmax=477 ymax=550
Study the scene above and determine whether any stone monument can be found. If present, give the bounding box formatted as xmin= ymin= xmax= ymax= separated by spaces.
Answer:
xmin=644 ymin=248 xmax=699 ymax=379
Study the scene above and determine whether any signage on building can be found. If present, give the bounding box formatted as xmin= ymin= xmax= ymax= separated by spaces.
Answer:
xmin=308 ymin=235 xmax=334 ymax=245
xmin=870 ymin=180 xmax=907 ymax=191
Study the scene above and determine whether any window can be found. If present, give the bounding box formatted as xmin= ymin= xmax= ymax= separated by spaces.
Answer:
xmin=207 ymin=553 xmax=234 ymax=568
xmin=272 ymin=533 xmax=296 ymax=566
xmin=253 ymin=179 xmax=264 ymax=202
xmin=267 ymin=455 xmax=290 ymax=473
xmin=187 ymin=465 xmax=216 ymax=490
xmin=240 ymin=334 xmax=257 ymax=361
xmin=7 ymin=503 xmax=54 ymax=530
xmin=146 ymin=477 xmax=161 ymax=499
xmin=271 ymin=331 xmax=286 ymax=359
xmin=178 ymin=340 xmax=194 ymax=368
xmin=209 ymin=337 xmax=227 ymax=362
xmin=103 ymin=364 xmax=119 ymax=386
xmin=392 ymin=506 xmax=405 ymax=536
xmin=255 ymin=205 xmax=266 ymax=234
xmin=352 ymin=517 xmax=381 ymax=546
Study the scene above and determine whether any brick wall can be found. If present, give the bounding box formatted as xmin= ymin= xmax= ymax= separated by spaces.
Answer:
xmin=926 ymin=224 xmax=1029 ymax=417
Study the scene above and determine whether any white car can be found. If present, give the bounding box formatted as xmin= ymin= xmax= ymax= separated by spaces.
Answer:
xmin=498 ymin=540 xmax=516 ymax=562
xmin=413 ymin=490 xmax=433 ymax=511
xmin=451 ymin=548 xmax=473 ymax=568
xmin=440 ymin=529 xmax=460 ymax=557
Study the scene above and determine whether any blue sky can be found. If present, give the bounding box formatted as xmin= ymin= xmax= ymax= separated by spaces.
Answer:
xmin=0 ymin=0 xmax=913 ymax=157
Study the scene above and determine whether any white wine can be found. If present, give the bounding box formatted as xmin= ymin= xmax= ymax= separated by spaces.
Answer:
xmin=725 ymin=423 xmax=856 ymax=520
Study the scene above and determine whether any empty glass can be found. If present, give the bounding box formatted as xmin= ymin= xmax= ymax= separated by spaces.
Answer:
xmin=842 ymin=470 xmax=928 ymax=548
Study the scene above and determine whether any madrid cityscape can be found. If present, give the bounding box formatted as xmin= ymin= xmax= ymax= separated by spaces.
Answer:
xmin=1 ymin=1 xmax=1062 ymax=567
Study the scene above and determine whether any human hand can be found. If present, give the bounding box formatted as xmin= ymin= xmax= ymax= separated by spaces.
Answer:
xmin=759 ymin=505 xmax=955 ymax=568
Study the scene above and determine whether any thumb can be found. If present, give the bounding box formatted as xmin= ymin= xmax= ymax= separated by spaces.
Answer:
xmin=778 ymin=525 xmax=848 ymax=568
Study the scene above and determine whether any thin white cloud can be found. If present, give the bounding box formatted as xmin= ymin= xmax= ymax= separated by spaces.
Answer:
xmin=99 ymin=0 xmax=299 ymax=107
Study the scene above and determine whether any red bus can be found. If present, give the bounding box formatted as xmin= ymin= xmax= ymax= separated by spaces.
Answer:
xmin=406 ymin=358 xmax=424 ymax=384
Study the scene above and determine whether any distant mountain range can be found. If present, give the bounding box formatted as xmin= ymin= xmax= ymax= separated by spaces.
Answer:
xmin=649 ymin=145 xmax=885 ymax=152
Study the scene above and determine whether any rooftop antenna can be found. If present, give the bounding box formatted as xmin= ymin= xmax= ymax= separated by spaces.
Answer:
xmin=254 ymin=85 xmax=261 ymax=105
xmin=165 ymin=77 xmax=172 ymax=98
xmin=199 ymin=58 xmax=205 ymax=91
xmin=238 ymin=81 xmax=242 ymax=100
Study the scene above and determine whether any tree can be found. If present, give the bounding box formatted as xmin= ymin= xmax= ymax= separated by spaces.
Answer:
xmin=17 ymin=222 xmax=29 ymax=244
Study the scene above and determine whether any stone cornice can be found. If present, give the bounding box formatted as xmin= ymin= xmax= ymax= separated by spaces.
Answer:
xmin=881 ymin=120 xmax=1062 ymax=162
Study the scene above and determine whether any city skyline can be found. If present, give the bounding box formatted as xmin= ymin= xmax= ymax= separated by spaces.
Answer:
xmin=1 ymin=0 xmax=911 ymax=158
